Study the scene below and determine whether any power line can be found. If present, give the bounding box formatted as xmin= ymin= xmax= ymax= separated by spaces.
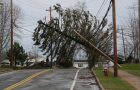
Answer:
xmin=16 ymin=0 xmax=48 ymax=9
xmin=18 ymin=26 xmax=34 ymax=33
xmin=89 ymin=0 xmax=112 ymax=41
xmin=28 ymin=0 xmax=50 ymax=6
xmin=25 ymin=14 xmax=49 ymax=20
xmin=18 ymin=20 xmax=38 ymax=24
xmin=18 ymin=17 xmax=40 ymax=21
xmin=18 ymin=15 xmax=49 ymax=23
xmin=87 ymin=0 xmax=95 ymax=4
xmin=96 ymin=0 xmax=109 ymax=17
xmin=97 ymin=15 xmax=130 ymax=19
xmin=21 ymin=23 xmax=38 ymax=27
xmin=25 ymin=0 xmax=50 ymax=8
xmin=116 ymin=15 xmax=129 ymax=19
xmin=21 ymin=28 xmax=34 ymax=33
xmin=96 ymin=0 xmax=106 ymax=17
xmin=22 ymin=34 xmax=33 ymax=35
xmin=22 ymin=36 xmax=33 ymax=38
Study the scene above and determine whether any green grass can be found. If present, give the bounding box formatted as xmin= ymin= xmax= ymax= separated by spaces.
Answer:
xmin=0 ymin=67 xmax=13 ymax=70
xmin=118 ymin=63 xmax=139 ymax=70
xmin=118 ymin=63 xmax=139 ymax=76
xmin=92 ymin=67 xmax=136 ymax=90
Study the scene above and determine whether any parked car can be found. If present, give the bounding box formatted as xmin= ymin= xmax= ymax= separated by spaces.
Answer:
xmin=1 ymin=60 xmax=10 ymax=66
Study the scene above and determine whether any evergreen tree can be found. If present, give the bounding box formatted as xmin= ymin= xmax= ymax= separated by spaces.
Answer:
xmin=7 ymin=42 xmax=27 ymax=66
xmin=33 ymin=2 xmax=113 ymax=68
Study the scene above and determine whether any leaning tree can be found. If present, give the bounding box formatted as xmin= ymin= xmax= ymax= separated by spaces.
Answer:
xmin=33 ymin=2 xmax=113 ymax=68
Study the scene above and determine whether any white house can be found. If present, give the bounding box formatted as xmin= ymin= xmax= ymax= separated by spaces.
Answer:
xmin=95 ymin=61 xmax=114 ymax=67
xmin=25 ymin=52 xmax=46 ymax=66
xmin=73 ymin=60 xmax=88 ymax=68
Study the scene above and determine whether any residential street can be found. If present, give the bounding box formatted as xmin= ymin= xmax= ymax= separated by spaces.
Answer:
xmin=0 ymin=69 xmax=100 ymax=90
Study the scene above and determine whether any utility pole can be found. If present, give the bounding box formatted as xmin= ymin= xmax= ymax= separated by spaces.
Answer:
xmin=121 ymin=26 xmax=126 ymax=60
xmin=35 ymin=45 xmax=36 ymax=63
xmin=73 ymin=30 xmax=121 ymax=67
xmin=138 ymin=0 xmax=140 ymax=89
xmin=112 ymin=0 xmax=118 ymax=76
xmin=10 ymin=0 xmax=13 ymax=66
xmin=50 ymin=7 xmax=53 ymax=67
xmin=46 ymin=7 xmax=53 ymax=67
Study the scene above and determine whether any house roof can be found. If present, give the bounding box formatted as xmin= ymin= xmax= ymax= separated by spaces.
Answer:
xmin=27 ymin=52 xmax=45 ymax=59
xmin=74 ymin=60 xmax=88 ymax=62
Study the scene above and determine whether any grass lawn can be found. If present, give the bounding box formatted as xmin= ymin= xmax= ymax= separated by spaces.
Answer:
xmin=92 ymin=67 xmax=136 ymax=90
xmin=118 ymin=63 xmax=139 ymax=76
xmin=0 ymin=67 xmax=13 ymax=70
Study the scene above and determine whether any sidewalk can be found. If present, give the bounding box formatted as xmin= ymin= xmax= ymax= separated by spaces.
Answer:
xmin=109 ymin=67 xmax=140 ymax=90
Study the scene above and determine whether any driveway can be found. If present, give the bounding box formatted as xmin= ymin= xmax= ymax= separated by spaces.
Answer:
xmin=0 ymin=69 xmax=100 ymax=90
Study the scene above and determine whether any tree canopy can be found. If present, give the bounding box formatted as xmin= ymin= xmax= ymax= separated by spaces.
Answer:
xmin=33 ymin=2 xmax=113 ymax=68
xmin=7 ymin=42 xmax=27 ymax=66
xmin=0 ymin=0 xmax=23 ymax=62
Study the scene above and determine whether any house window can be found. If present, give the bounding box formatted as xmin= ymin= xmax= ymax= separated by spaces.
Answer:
xmin=78 ymin=63 xmax=83 ymax=67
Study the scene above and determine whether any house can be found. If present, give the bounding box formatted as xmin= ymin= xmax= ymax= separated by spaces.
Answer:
xmin=25 ymin=52 xmax=47 ymax=66
xmin=95 ymin=60 xmax=114 ymax=67
xmin=73 ymin=60 xmax=88 ymax=68
xmin=95 ymin=54 xmax=125 ymax=67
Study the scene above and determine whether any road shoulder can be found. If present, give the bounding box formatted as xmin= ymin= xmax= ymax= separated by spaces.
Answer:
xmin=92 ymin=69 xmax=105 ymax=90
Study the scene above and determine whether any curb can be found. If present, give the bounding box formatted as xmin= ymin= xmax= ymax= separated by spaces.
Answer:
xmin=0 ymin=69 xmax=13 ymax=72
xmin=92 ymin=69 xmax=105 ymax=90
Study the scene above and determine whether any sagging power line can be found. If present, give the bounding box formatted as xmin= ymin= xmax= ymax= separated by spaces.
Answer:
xmin=89 ymin=0 xmax=112 ymax=41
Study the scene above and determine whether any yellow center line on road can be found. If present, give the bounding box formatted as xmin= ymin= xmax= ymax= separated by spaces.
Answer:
xmin=3 ymin=69 xmax=52 ymax=90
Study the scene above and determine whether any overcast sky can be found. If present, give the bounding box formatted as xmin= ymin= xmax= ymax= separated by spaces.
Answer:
xmin=12 ymin=0 xmax=135 ymax=58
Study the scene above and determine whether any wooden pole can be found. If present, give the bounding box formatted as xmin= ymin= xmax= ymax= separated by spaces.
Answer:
xmin=112 ymin=0 xmax=118 ymax=76
xmin=121 ymin=26 xmax=126 ymax=60
xmin=73 ymin=30 xmax=121 ymax=67
xmin=10 ymin=0 xmax=13 ymax=66
xmin=50 ymin=7 xmax=52 ymax=67
xmin=138 ymin=0 xmax=140 ymax=89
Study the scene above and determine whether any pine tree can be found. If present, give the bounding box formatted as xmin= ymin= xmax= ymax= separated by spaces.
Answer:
xmin=33 ymin=2 xmax=113 ymax=68
xmin=7 ymin=42 xmax=28 ymax=66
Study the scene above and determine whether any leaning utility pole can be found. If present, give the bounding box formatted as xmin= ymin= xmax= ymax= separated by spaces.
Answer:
xmin=10 ymin=0 xmax=13 ymax=66
xmin=73 ymin=30 xmax=121 ymax=67
xmin=112 ymin=0 xmax=118 ymax=76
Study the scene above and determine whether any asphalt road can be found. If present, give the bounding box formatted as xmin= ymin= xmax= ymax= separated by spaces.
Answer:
xmin=0 ymin=69 xmax=100 ymax=90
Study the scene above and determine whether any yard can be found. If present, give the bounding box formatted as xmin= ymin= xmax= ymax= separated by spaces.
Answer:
xmin=0 ymin=66 xmax=13 ymax=71
xmin=92 ymin=67 xmax=136 ymax=90
xmin=118 ymin=63 xmax=139 ymax=76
